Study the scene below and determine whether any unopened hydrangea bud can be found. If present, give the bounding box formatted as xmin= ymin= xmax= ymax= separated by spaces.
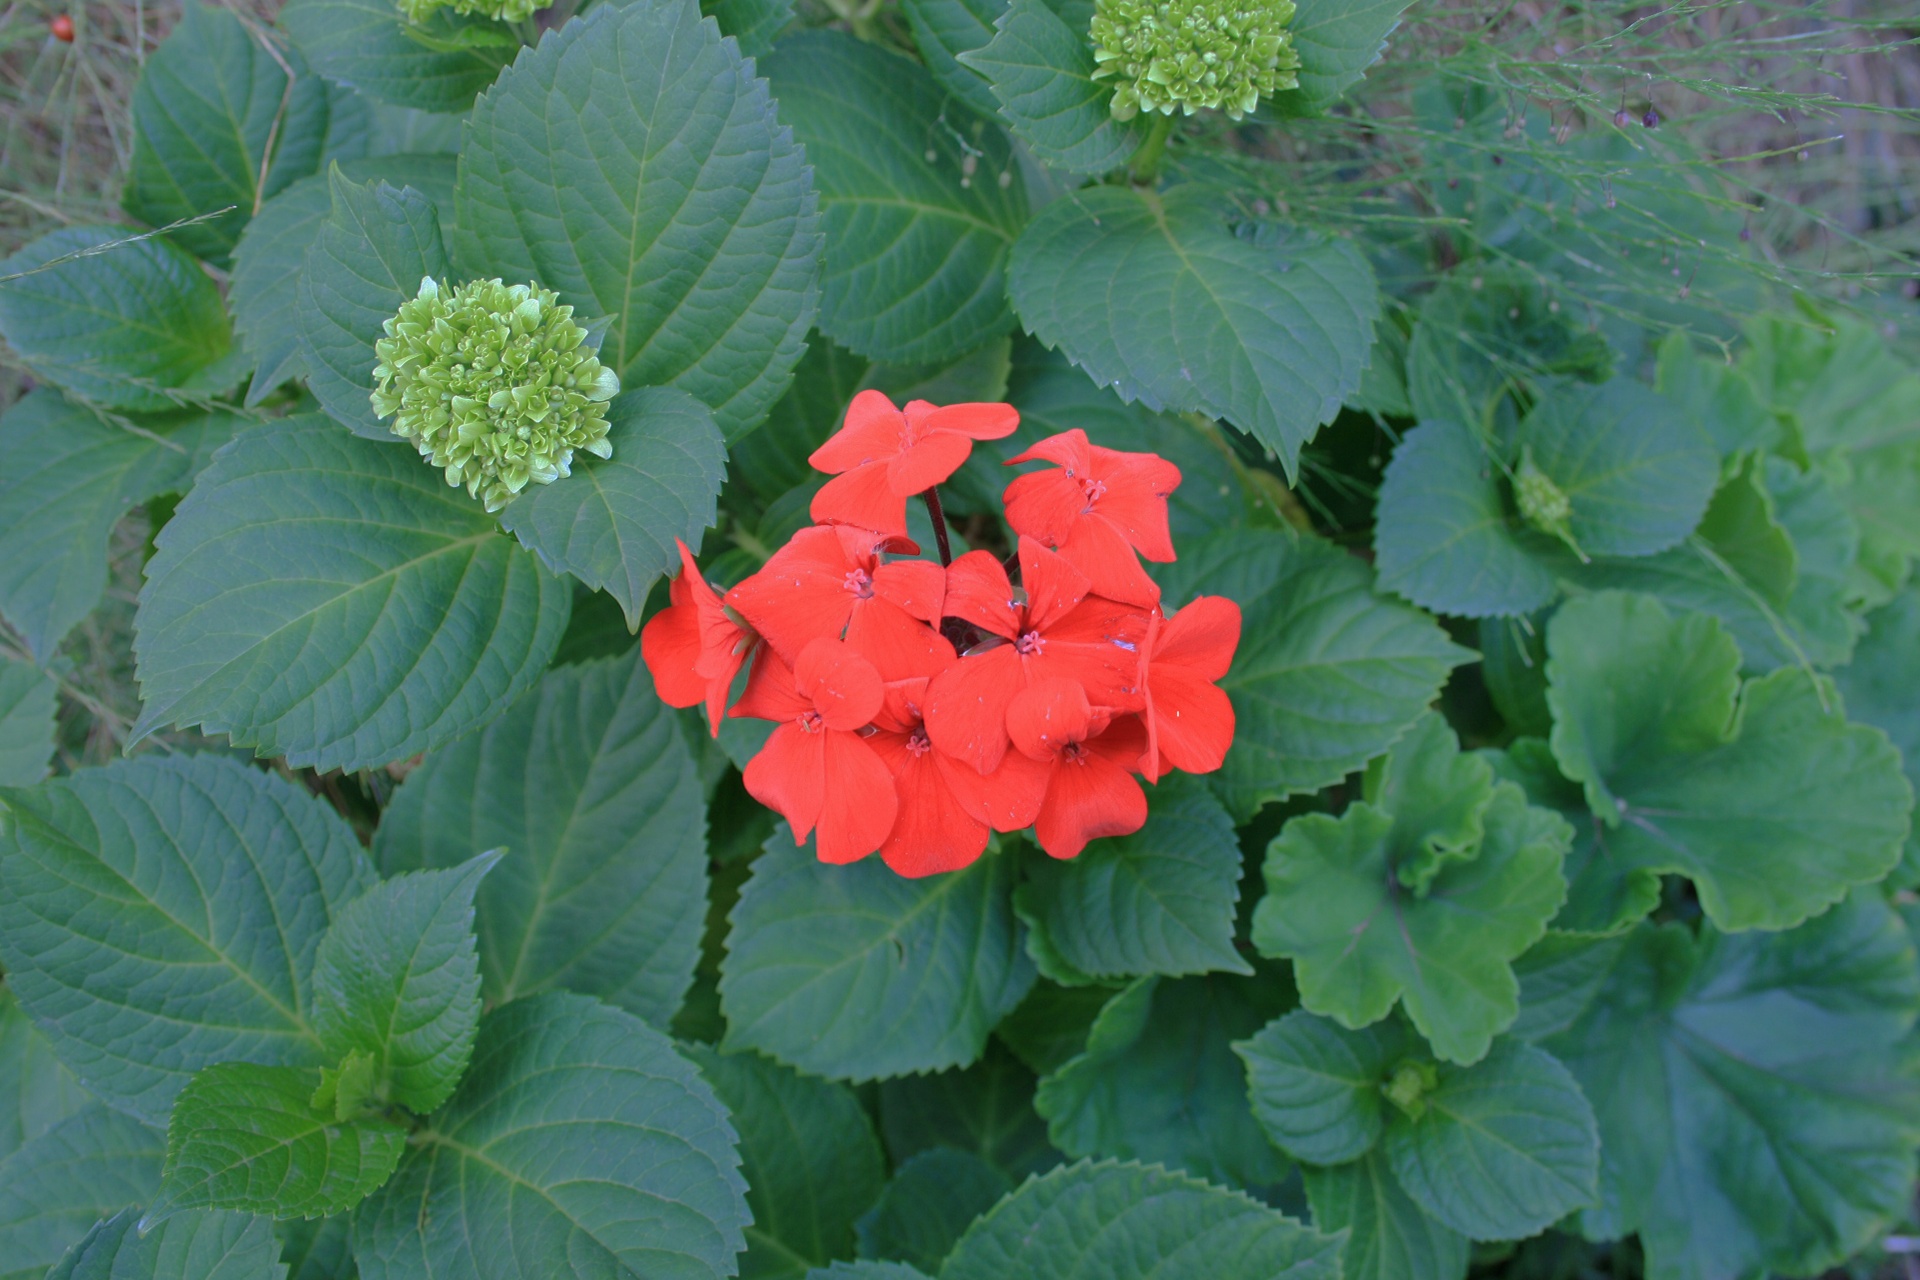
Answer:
xmin=1090 ymin=0 xmax=1300 ymax=121
xmin=1381 ymin=1059 xmax=1439 ymax=1120
xmin=1513 ymin=446 xmax=1585 ymax=559
xmin=371 ymin=276 xmax=619 ymax=514
xmin=395 ymin=0 xmax=550 ymax=25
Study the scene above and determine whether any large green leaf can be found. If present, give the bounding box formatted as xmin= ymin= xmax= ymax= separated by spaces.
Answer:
xmin=1486 ymin=739 xmax=1658 ymax=936
xmin=146 ymin=1062 xmax=406 ymax=1224
xmin=1509 ymin=931 xmax=1629 ymax=1040
xmin=456 ymin=0 xmax=821 ymax=440
xmin=1236 ymin=1010 xmax=1411 ymax=1166
xmin=353 ymin=992 xmax=750 ymax=1280
xmin=498 ymin=387 xmax=727 ymax=628
xmin=1009 ymin=187 xmax=1378 ymax=479
xmin=123 ymin=1 xmax=332 ymax=267
xmin=311 ymin=853 xmax=497 ymax=1115
xmin=1382 ymin=1039 xmax=1599 ymax=1241
xmin=375 ymin=651 xmax=708 ymax=1027
xmin=1266 ymin=0 xmax=1416 ymax=116
xmin=689 ymin=1047 xmax=885 ymax=1279
xmin=1301 ymin=1151 xmax=1469 ymax=1280
xmin=0 ymin=1106 xmax=163 ymax=1280
xmin=761 ymin=32 xmax=1023 ymax=365
xmin=721 ymin=835 xmax=1033 ymax=1081
xmin=1834 ymin=584 xmax=1920 ymax=882
xmin=900 ymin=0 xmax=1003 ymax=118
xmin=0 ymin=755 xmax=376 ymax=1122
xmin=1545 ymin=896 xmax=1920 ymax=1280
xmin=133 ymin=415 xmax=571 ymax=773
xmin=45 ymin=1207 xmax=283 ymax=1280
xmin=960 ymin=0 xmax=1142 ymax=175
xmin=876 ymin=1042 xmax=1058 ymax=1182
xmin=1544 ymin=591 xmax=1910 ymax=930
xmin=1036 ymin=974 xmax=1293 ymax=1193
xmin=703 ymin=0 xmax=795 ymax=56
xmin=280 ymin=0 xmax=516 ymax=114
xmin=278 ymin=1217 xmax=354 ymax=1280
xmin=854 ymin=1148 xmax=1010 ymax=1273
xmin=298 ymin=171 xmax=450 ymax=441
xmin=0 ymin=991 xmax=89 ymax=1163
xmin=0 ymin=227 xmax=241 ymax=411
xmin=1015 ymin=775 xmax=1249 ymax=981
xmin=941 ymin=1159 xmax=1342 ymax=1280
xmin=0 ymin=658 xmax=55 ymax=787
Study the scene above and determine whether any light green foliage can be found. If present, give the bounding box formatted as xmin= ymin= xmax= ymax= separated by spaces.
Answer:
xmin=962 ymin=0 xmax=1144 ymax=174
xmin=398 ymin=0 xmax=550 ymax=25
xmin=856 ymin=1148 xmax=1011 ymax=1273
xmin=46 ymin=1207 xmax=284 ymax=1280
xmin=281 ymin=0 xmax=516 ymax=114
xmin=0 ymin=1107 xmax=163 ymax=1280
xmin=1090 ymin=0 xmax=1299 ymax=120
xmin=1302 ymin=1151 xmax=1469 ymax=1280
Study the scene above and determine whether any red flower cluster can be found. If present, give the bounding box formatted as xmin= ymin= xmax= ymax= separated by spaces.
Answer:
xmin=643 ymin=389 xmax=1240 ymax=877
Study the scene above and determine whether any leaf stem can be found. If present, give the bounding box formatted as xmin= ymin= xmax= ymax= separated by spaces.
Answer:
xmin=1129 ymin=115 xmax=1176 ymax=185
xmin=921 ymin=487 xmax=953 ymax=567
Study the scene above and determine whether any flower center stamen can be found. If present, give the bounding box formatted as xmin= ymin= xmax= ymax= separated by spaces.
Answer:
xmin=844 ymin=568 xmax=874 ymax=599
xmin=797 ymin=710 xmax=824 ymax=734
xmin=907 ymin=730 xmax=933 ymax=757
xmin=1015 ymin=630 xmax=1046 ymax=656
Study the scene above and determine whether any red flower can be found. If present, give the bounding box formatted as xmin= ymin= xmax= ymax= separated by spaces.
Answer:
xmin=725 ymin=525 xmax=952 ymax=682
xmin=867 ymin=678 xmax=1049 ymax=877
xmin=1003 ymin=429 xmax=1182 ymax=608
xmin=640 ymin=539 xmax=756 ymax=734
xmin=1006 ymin=677 xmax=1149 ymax=859
xmin=734 ymin=639 xmax=897 ymax=864
xmin=810 ymin=390 xmax=1020 ymax=537
xmin=1138 ymin=596 xmax=1240 ymax=782
xmin=923 ymin=537 xmax=1148 ymax=775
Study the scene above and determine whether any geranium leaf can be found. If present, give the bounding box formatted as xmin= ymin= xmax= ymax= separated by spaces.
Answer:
xmin=688 ymin=1046 xmax=885 ymax=1277
xmin=0 ymin=755 xmax=376 ymax=1123
xmin=498 ymin=387 xmax=726 ymax=628
xmin=1301 ymin=1150 xmax=1470 ymax=1280
xmin=1382 ymin=1039 xmax=1599 ymax=1240
xmin=761 ymin=31 xmax=1024 ymax=366
xmin=0 ymin=1107 xmax=162 ymax=1280
xmin=133 ymin=416 xmax=571 ymax=773
xmin=45 ymin=1207 xmax=282 ymax=1280
xmin=1655 ymin=330 xmax=1788 ymax=459
xmin=456 ymin=0 xmax=821 ymax=440
xmin=1035 ymin=974 xmax=1294 ymax=1193
xmin=1266 ymin=0 xmax=1416 ymax=116
xmin=1544 ymin=591 xmax=1910 ymax=930
xmin=876 ymin=1043 xmax=1059 ymax=1183
xmin=960 ymin=0 xmax=1143 ymax=175
xmin=1014 ymin=774 xmax=1250 ymax=980
xmin=0 ymin=227 xmax=241 ymax=412
xmin=280 ymin=0 xmax=515 ymax=114
xmin=1009 ymin=187 xmax=1378 ymax=479
xmin=1545 ymin=896 xmax=1920 ymax=1280
xmin=1236 ymin=1009 xmax=1413 ymax=1166
xmin=297 ymin=171 xmax=450 ymax=441
xmin=375 ymin=651 xmax=709 ymax=1028
xmin=1833 ymin=584 xmax=1920 ymax=883
xmin=900 ymin=0 xmax=1003 ymax=118
xmin=123 ymin=1 xmax=332 ymax=267
xmin=855 ymin=1148 xmax=1010 ymax=1274
xmin=0 ymin=658 xmax=55 ymax=788
xmin=1509 ymin=931 xmax=1629 ymax=1041
xmin=719 ymin=831 xmax=1034 ymax=1080
xmin=146 ymin=1062 xmax=407 ymax=1224
xmin=352 ymin=992 xmax=749 ymax=1280
xmin=941 ymin=1159 xmax=1343 ymax=1280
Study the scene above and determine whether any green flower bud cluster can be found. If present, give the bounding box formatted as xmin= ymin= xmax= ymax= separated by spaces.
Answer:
xmin=1090 ymin=0 xmax=1301 ymax=121
xmin=395 ymin=0 xmax=549 ymax=26
xmin=371 ymin=277 xmax=620 ymax=514
xmin=1514 ymin=445 xmax=1585 ymax=559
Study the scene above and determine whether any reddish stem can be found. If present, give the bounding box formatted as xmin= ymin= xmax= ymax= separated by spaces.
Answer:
xmin=921 ymin=487 xmax=953 ymax=568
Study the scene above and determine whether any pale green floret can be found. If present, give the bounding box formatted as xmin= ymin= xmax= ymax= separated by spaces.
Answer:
xmin=1090 ymin=0 xmax=1300 ymax=121
xmin=1514 ymin=445 xmax=1586 ymax=559
xmin=395 ymin=0 xmax=550 ymax=25
xmin=371 ymin=276 xmax=619 ymax=514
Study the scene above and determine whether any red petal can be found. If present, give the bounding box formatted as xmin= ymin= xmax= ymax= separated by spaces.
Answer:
xmin=846 ymin=600 xmax=956 ymax=683
xmin=1145 ymin=669 xmax=1235 ymax=774
xmin=874 ymin=677 xmax=932 ymax=734
xmin=918 ymin=401 xmax=1019 ymax=441
xmin=1007 ymin=427 xmax=1093 ymax=472
xmin=815 ymin=730 xmax=898 ymax=864
xmin=941 ymin=747 xmax=1050 ymax=832
xmin=1032 ymin=747 xmax=1148 ymax=859
xmin=1156 ymin=595 xmax=1240 ymax=680
xmin=1005 ymin=676 xmax=1093 ymax=761
xmin=743 ymin=722 xmax=825 ymax=842
xmin=1085 ymin=712 xmax=1150 ymax=771
xmin=1088 ymin=449 xmax=1181 ymax=562
xmin=924 ymin=645 xmax=1024 ymax=774
xmin=1055 ymin=516 xmax=1161 ymax=609
xmin=942 ymin=551 xmax=1020 ymax=639
xmin=872 ymin=559 xmax=946 ymax=625
xmin=1002 ymin=469 xmax=1086 ymax=550
xmin=1031 ymin=595 xmax=1150 ymax=709
xmin=888 ymin=432 xmax=975 ymax=496
xmin=726 ymin=526 xmax=862 ymax=663
xmin=730 ymin=646 xmax=808 ymax=721
xmin=640 ymin=602 xmax=706 ymax=708
xmin=870 ymin=732 xmax=989 ymax=876
xmin=1018 ymin=538 xmax=1092 ymax=630
xmin=810 ymin=462 xmax=910 ymax=537
xmin=795 ymin=637 xmax=885 ymax=731
xmin=810 ymin=389 xmax=905 ymax=474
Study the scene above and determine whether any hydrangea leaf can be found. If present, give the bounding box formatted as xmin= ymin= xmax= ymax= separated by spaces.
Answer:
xmin=375 ymin=651 xmax=708 ymax=1028
xmin=1035 ymin=974 xmax=1293 ymax=1193
xmin=1382 ymin=1038 xmax=1599 ymax=1241
xmin=498 ymin=387 xmax=727 ymax=627
xmin=456 ymin=1 xmax=821 ymax=441
xmin=0 ymin=991 xmax=89 ymax=1163
xmin=702 ymin=0 xmax=795 ymax=56
xmin=1266 ymin=0 xmax=1417 ymax=116
xmin=298 ymin=171 xmax=450 ymax=442
xmin=1509 ymin=931 xmax=1629 ymax=1040
xmin=720 ymin=831 xmax=1034 ymax=1080
xmin=145 ymin=1062 xmax=407 ymax=1225
xmin=899 ymin=0 xmax=1003 ymax=118
xmin=277 ymin=1218 xmax=354 ymax=1280
xmin=45 ymin=1207 xmax=283 ymax=1280
xmin=1010 ymin=186 xmax=1377 ymax=479
xmin=815 ymin=1264 xmax=932 ymax=1280
xmin=133 ymin=416 xmax=571 ymax=773
xmin=1235 ymin=1009 xmax=1413 ymax=1166
xmin=855 ymin=1148 xmax=1010 ymax=1274
xmin=1301 ymin=1150 xmax=1470 ymax=1280
xmin=0 ymin=755 xmax=376 ymax=1123
xmin=1544 ymin=591 xmax=1910 ymax=931
xmin=1833 ymin=584 xmax=1920 ymax=883
xmin=941 ymin=1159 xmax=1343 ymax=1280
xmin=877 ymin=1042 xmax=1059 ymax=1183
xmin=1544 ymin=896 xmax=1920 ymax=1280
xmin=1015 ymin=775 xmax=1250 ymax=981
xmin=123 ymin=1 xmax=332 ymax=267
xmin=727 ymin=338 xmax=871 ymax=510
xmin=1404 ymin=269 xmax=1611 ymax=431
xmin=353 ymin=992 xmax=749 ymax=1280
xmin=0 ymin=1106 xmax=163 ymax=1280
xmin=0 ymin=227 xmax=241 ymax=412
xmin=311 ymin=852 xmax=498 ymax=1115
xmin=1252 ymin=719 xmax=1571 ymax=1064
xmin=280 ymin=0 xmax=515 ymax=114
xmin=761 ymin=32 xmax=1023 ymax=366
xmin=960 ymin=0 xmax=1144 ymax=175
xmin=0 ymin=658 xmax=55 ymax=788
xmin=688 ymin=1046 xmax=885 ymax=1278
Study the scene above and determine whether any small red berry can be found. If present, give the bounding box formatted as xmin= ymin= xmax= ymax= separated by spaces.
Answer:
xmin=50 ymin=14 xmax=75 ymax=41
